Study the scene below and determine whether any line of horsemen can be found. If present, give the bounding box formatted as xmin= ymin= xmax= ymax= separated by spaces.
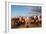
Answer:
xmin=11 ymin=15 xmax=41 ymax=28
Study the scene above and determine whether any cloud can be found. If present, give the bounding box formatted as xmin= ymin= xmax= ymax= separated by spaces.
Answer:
xmin=27 ymin=6 xmax=41 ymax=16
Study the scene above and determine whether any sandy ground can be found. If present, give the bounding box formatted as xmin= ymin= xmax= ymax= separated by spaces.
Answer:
xmin=11 ymin=22 xmax=41 ymax=29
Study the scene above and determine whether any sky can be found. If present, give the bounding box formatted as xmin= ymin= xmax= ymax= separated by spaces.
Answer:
xmin=11 ymin=5 xmax=41 ymax=17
